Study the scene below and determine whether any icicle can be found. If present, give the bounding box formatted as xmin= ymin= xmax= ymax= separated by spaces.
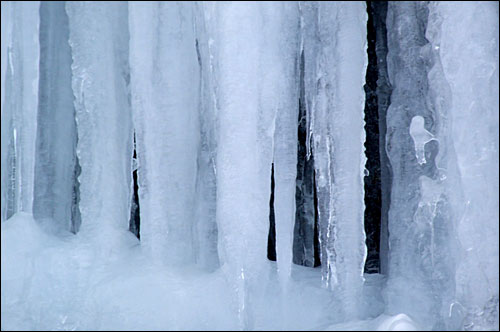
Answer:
xmin=192 ymin=2 xmax=220 ymax=271
xmin=207 ymin=2 xmax=279 ymax=328
xmin=33 ymin=1 xmax=80 ymax=232
xmin=267 ymin=2 xmax=300 ymax=288
xmin=303 ymin=1 xmax=368 ymax=319
xmin=128 ymin=2 xmax=200 ymax=265
xmin=1 ymin=1 xmax=39 ymax=221
xmin=66 ymin=2 xmax=133 ymax=248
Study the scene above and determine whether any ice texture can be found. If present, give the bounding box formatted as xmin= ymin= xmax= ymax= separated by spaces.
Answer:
xmin=303 ymin=1 xmax=368 ymax=319
xmin=266 ymin=2 xmax=300 ymax=288
xmin=428 ymin=1 xmax=499 ymax=330
xmin=1 ymin=1 xmax=499 ymax=330
xmin=386 ymin=1 xmax=499 ymax=330
xmin=385 ymin=2 xmax=449 ymax=328
xmin=66 ymin=2 xmax=133 ymax=249
xmin=128 ymin=2 xmax=200 ymax=265
xmin=205 ymin=3 xmax=279 ymax=327
xmin=33 ymin=1 xmax=80 ymax=232
xmin=0 ymin=2 xmax=39 ymax=221
xmin=409 ymin=115 xmax=436 ymax=165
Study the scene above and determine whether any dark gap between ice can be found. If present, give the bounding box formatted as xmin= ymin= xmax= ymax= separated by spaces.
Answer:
xmin=363 ymin=0 xmax=382 ymax=274
xmin=129 ymin=132 xmax=141 ymax=239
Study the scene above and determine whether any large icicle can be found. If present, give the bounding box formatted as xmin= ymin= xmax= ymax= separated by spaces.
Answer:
xmin=33 ymin=1 xmax=80 ymax=232
xmin=206 ymin=2 xmax=280 ymax=328
xmin=432 ymin=2 xmax=499 ymax=330
xmin=66 ymin=2 xmax=133 ymax=248
xmin=128 ymin=2 xmax=200 ymax=265
xmin=1 ymin=2 xmax=40 ymax=221
xmin=303 ymin=1 xmax=368 ymax=319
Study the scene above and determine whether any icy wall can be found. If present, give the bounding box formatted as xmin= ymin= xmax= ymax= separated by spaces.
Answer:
xmin=1 ymin=1 xmax=499 ymax=331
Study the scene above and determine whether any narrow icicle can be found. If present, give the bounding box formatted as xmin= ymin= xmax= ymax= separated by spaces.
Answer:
xmin=267 ymin=2 xmax=300 ymax=288
xmin=192 ymin=2 xmax=220 ymax=271
xmin=303 ymin=1 xmax=368 ymax=319
xmin=1 ymin=1 xmax=40 ymax=221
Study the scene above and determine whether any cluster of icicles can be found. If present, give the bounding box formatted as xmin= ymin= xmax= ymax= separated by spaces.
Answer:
xmin=1 ymin=1 xmax=498 ymax=330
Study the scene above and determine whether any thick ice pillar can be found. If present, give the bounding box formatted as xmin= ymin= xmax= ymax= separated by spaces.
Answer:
xmin=206 ymin=2 xmax=284 ymax=328
xmin=33 ymin=1 xmax=80 ymax=232
xmin=433 ymin=2 xmax=499 ymax=330
xmin=303 ymin=1 xmax=368 ymax=319
xmin=385 ymin=2 xmax=458 ymax=329
xmin=66 ymin=2 xmax=133 ymax=246
xmin=0 ymin=2 xmax=39 ymax=221
xmin=128 ymin=2 xmax=200 ymax=264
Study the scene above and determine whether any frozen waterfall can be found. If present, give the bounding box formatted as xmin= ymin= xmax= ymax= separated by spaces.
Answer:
xmin=1 ymin=1 xmax=498 ymax=331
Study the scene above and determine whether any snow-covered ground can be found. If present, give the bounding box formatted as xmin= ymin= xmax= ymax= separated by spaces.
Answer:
xmin=1 ymin=212 xmax=419 ymax=331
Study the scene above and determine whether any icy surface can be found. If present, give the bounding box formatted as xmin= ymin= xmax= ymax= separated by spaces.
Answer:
xmin=409 ymin=115 xmax=436 ymax=165
xmin=0 ymin=1 xmax=39 ymax=221
xmin=67 ymin=2 xmax=133 ymax=247
xmin=128 ymin=2 xmax=200 ymax=265
xmin=429 ymin=1 xmax=499 ymax=330
xmin=33 ymin=1 xmax=80 ymax=232
xmin=1 ymin=1 xmax=498 ymax=331
xmin=303 ymin=2 xmax=368 ymax=318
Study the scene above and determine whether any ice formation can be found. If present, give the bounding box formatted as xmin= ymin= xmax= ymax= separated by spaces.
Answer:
xmin=1 ymin=1 xmax=498 ymax=331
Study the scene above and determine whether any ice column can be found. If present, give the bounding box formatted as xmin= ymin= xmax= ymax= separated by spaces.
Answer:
xmin=303 ymin=1 xmax=368 ymax=319
xmin=206 ymin=2 xmax=284 ymax=328
xmin=0 ymin=2 xmax=39 ymax=221
xmin=385 ymin=2 xmax=458 ymax=329
xmin=128 ymin=2 xmax=200 ymax=265
xmin=433 ymin=2 xmax=499 ymax=330
xmin=385 ymin=0 xmax=433 ymax=323
xmin=33 ymin=1 xmax=80 ymax=232
xmin=66 ymin=2 xmax=133 ymax=246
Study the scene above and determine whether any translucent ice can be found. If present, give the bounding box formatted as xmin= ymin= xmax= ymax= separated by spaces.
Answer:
xmin=409 ymin=115 xmax=437 ymax=165
xmin=66 ymin=1 xmax=133 ymax=250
